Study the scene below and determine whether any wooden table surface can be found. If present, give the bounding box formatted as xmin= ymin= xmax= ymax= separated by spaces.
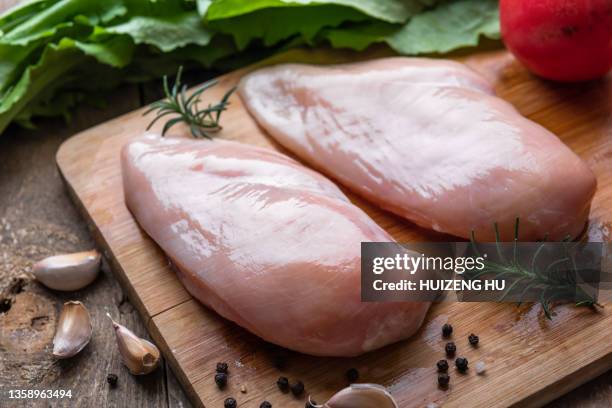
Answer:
xmin=0 ymin=1 xmax=610 ymax=407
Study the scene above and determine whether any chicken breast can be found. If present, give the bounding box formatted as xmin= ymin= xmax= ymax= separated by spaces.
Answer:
xmin=239 ymin=58 xmax=596 ymax=241
xmin=121 ymin=134 xmax=429 ymax=356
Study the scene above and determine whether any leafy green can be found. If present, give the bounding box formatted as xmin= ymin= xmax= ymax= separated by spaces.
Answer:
xmin=203 ymin=0 xmax=426 ymax=23
xmin=207 ymin=5 xmax=369 ymax=50
xmin=387 ymin=0 xmax=500 ymax=54
xmin=325 ymin=0 xmax=500 ymax=54
xmin=0 ymin=0 xmax=126 ymax=46
xmin=0 ymin=1 xmax=58 ymax=34
xmin=202 ymin=0 xmax=434 ymax=50
xmin=0 ymin=42 xmax=40 ymax=91
xmin=324 ymin=21 xmax=396 ymax=51
xmin=74 ymin=35 xmax=134 ymax=67
xmin=0 ymin=38 xmax=85 ymax=133
xmin=105 ymin=13 xmax=211 ymax=52
xmin=0 ymin=0 xmax=500 ymax=134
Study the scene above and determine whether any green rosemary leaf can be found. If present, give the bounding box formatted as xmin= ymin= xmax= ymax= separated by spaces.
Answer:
xmin=469 ymin=218 xmax=598 ymax=318
xmin=161 ymin=117 xmax=184 ymax=136
xmin=185 ymin=80 xmax=216 ymax=106
xmin=162 ymin=74 xmax=171 ymax=99
xmin=513 ymin=217 xmax=519 ymax=263
xmin=144 ymin=66 xmax=235 ymax=139
xmin=493 ymin=222 xmax=506 ymax=263
xmin=498 ymin=276 xmax=527 ymax=302
xmin=145 ymin=110 xmax=176 ymax=130
xmin=544 ymin=257 xmax=571 ymax=277
xmin=217 ymin=85 xmax=237 ymax=122
xmin=530 ymin=240 xmax=547 ymax=274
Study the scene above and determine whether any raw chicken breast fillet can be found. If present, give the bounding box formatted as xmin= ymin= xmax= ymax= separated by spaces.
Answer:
xmin=121 ymin=134 xmax=429 ymax=356
xmin=239 ymin=58 xmax=596 ymax=241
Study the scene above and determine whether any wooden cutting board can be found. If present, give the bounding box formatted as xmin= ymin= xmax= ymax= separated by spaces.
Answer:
xmin=56 ymin=48 xmax=612 ymax=408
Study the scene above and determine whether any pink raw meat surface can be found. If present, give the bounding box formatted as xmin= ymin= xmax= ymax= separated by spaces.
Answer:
xmin=239 ymin=57 xmax=596 ymax=241
xmin=121 ymin=134 xmax=429 ymax=356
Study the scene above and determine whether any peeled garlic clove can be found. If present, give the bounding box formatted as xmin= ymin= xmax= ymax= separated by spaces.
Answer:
xmin=319 ymin=384 xmax=398 ymax=408
xmin=33 ymin=250 xmax=101 ymax=291
xmin=108 ymin=314 xmax=160 ymax=375
xmin=53 ymin=301 xmax=92 ymax=358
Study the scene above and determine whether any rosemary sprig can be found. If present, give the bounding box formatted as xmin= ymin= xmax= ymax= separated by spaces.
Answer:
xmin=144 ymin=66 xmax=236 ymax=139
xmin=469 ymin=218 xmax=601 ymax=319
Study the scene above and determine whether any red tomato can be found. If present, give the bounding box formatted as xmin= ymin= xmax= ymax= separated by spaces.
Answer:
xmin=500 ymin=0 xmax=612 ymax=82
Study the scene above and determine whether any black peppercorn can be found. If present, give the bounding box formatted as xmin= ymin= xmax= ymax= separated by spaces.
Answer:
xmin=438 ymin=373 xmax=450 ymax=388
xmin=260 ymin=401 xmax=272 ymax=408
xmin=106 ymin=373 xmax=118 ymax=387
xmin=216 ymin=362 xmax=229 ymax=373
xmin=468 ymin=333 xmax=479 ymax=346
xmin=455 ymin=357 xmax=469 ymax=372
xmin=277 ymin=376 xmax=289 ymax=392
xmin=442 ymin=323 xmax=453 ymax=337
xmin=445 ymin=342 xmax=456 ymax=357
xmin=224 ymin=397 xmax=237 ymax=408
xmin=215 ymin=372 xmax=228 ymax=389
xmin=436 ymin=359 xmax=449 ymax=372
xmin=305 ymin=400 xmax=318 ymax=408
xmin=346 ymin=368 xmax=359 ymax=383
xmin=290 ymin=380 xmax=305 ymax=396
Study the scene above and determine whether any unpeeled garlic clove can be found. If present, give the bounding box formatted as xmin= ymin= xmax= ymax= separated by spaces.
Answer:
xmin=53 ymin=301 xmax=92 ymax=358
xmin=315 ymin=384 xmax=398 ymax=408
xmin=108 ymin=314 xmax=160 ymax=375
xmin=33 ymin=250 xmax=101 ymax=291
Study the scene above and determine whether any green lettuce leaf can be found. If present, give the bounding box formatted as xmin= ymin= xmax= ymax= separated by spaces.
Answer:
xmin=105 ymin=12 xmax=211 ymax=52
xmin=0 ymin=38 xmax=85 ymax=133
xmin=0 ymin=34 xmax=137 ymax=133
xmin=203 ymin=0 xmax=426 ymax=24
xmin=387 ymin=0 xmax=500 ymax=54
xmin=324 ymin=0 xmax=499 ymax=54
xmin=74 ymin=35 xmax=134 ymax=67
xmin=0 ymin=42 xmax=40 ymax=92
xmin=207 ymin=5 xmax=368 ymax=50
xmin=0 ymin=0 xmax=127 ymax=46
xmin=324 ymin=21 xmax=397 ymax=51
xmin=0 ymin=0 xmax=57 ymax=34
xmin=201 ymin=0 xmax=434 ymax=50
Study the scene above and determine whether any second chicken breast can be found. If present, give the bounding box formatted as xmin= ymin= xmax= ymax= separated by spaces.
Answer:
xmin=239 ymin=58 xmax=596 ymax=241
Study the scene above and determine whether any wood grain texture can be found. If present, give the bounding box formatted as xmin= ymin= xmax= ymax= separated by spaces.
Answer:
xmin=0 ymin=84 xmax=189 ymax=407
xmin=56 ymin=48 xmax=612 ymax=408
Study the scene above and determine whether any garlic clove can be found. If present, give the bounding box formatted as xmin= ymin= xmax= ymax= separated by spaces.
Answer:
xmin=33 ymin=250 xmax=101 ymax=291
xmin=318 ymin=384 xmax=398 ymax=408
xmin=108 ymin=313 xmax=160 ymax=375
xmin=52 ymin=301 xmax=93 ymax=358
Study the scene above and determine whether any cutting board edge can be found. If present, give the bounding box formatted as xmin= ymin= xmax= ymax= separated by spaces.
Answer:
xmin=55 ymin=158 xmax=158 ymax=325
xmin=147 ymin=306 xmax=204 ymax=408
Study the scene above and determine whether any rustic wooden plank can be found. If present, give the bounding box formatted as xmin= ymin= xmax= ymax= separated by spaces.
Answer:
xmin=0 ymin=85 xmax=181 ymax=407
xmin=166 ymin=360 xmax=193 ymax=408
xmin=55 ymin=48 xmax=612 ymax=408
